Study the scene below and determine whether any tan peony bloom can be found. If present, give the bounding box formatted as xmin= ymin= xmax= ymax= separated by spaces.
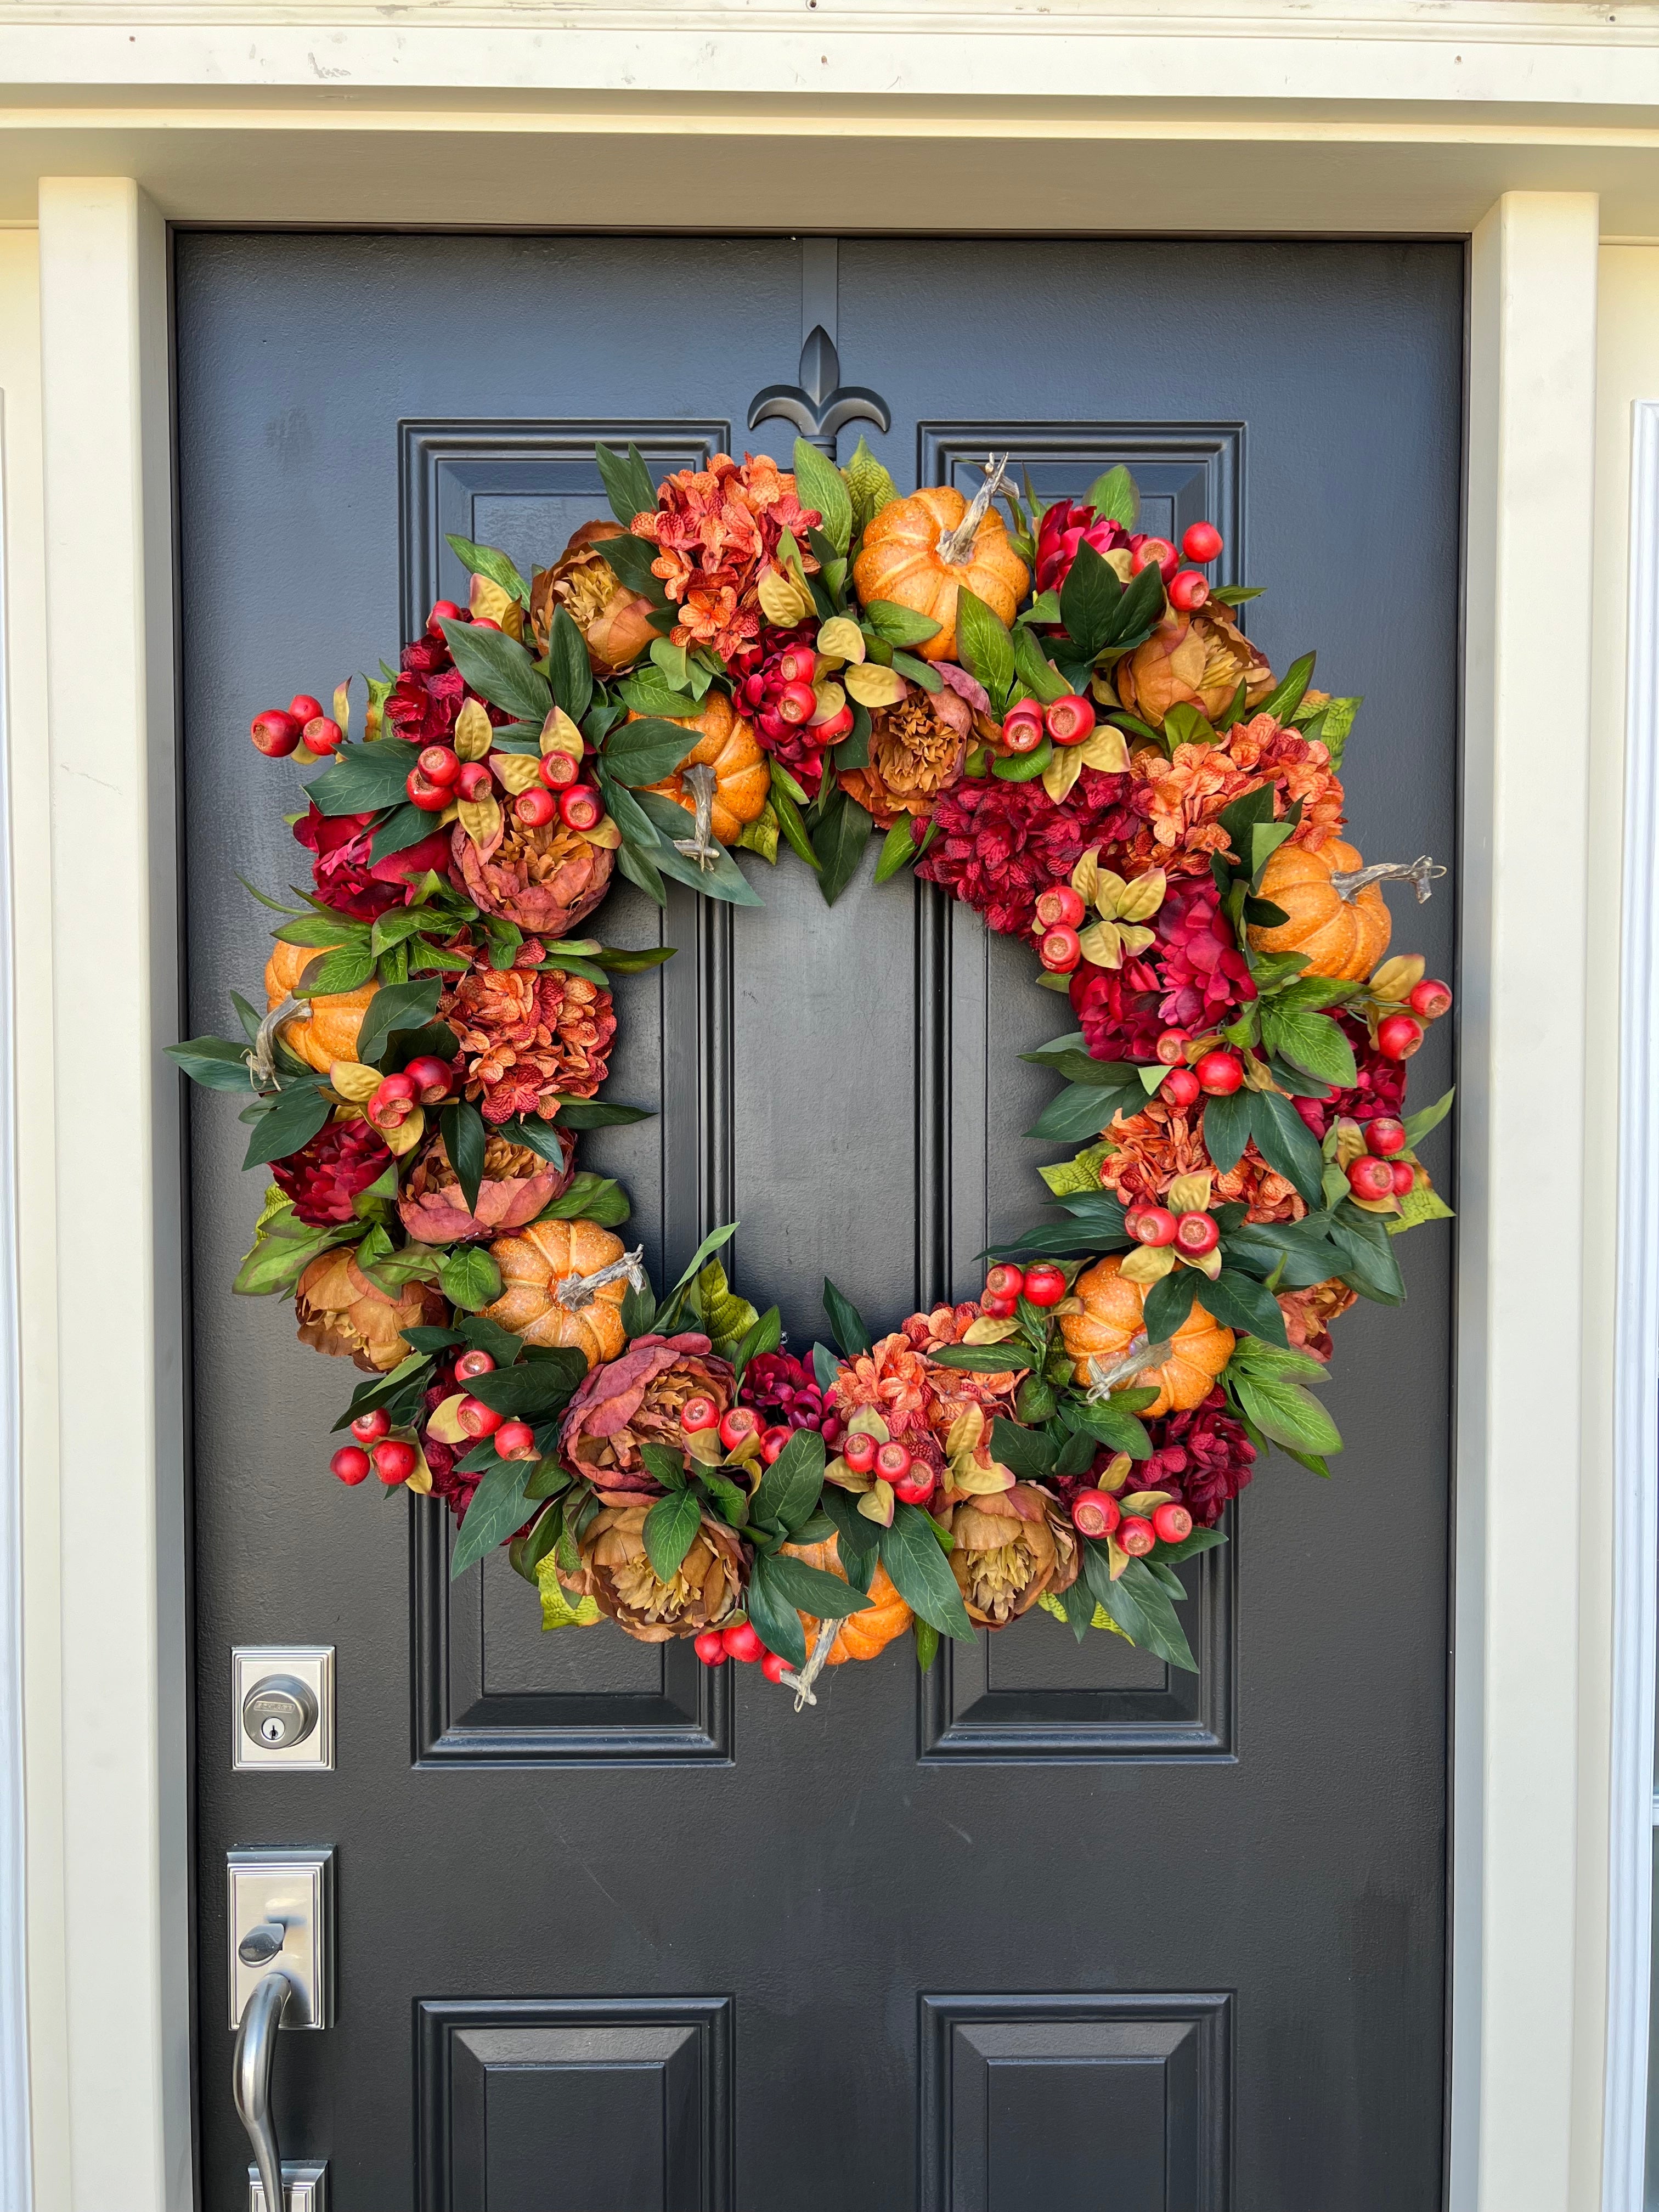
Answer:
xmin=574 ymin=1503 xmax=745 ymax=1642
xmin=530 ymin=521 xmax=657 ymax=677
xmin=1115 ymin=605 xmax=1274 ymax=730
xmin=397 ymin=1129 xmax=571 ymax=1244
xmin=945 ymin=1485 xmax=1078 ymax=1628
xmin=294 ymin=1248 xmax=443 ymax=1373
xmin=837 ymin=688 xmax=973 ymax=827
xmin=1277 ymin=1277 xmax=1359 ymax=1362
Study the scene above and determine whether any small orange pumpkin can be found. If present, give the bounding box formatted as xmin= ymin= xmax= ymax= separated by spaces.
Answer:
xmin=639 ymin=693 xmax=770 ymax=845
xmin=783 ymin=1532 xmax=913 ymax=1664
xmin=262 ymin=939 xmax=377 ymax=1074
xmin=482 ymin=1217 xmax=629 ymax=1369
xmin=1059 ymin=1255 xmax=1234 ymax=1416
xmin=1248 ymin=836 xmax=1390 ymax=983
xmin=853 ymin=487 xmax=1030 ymax=662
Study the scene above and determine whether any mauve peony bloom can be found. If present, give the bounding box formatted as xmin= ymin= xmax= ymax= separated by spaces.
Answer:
xmin=397 ymin=1128 xmax=572 ymax=1244
xmin=560 ymin=1332 xmax=737 ymax=1499
xmin=291 ymin=805 xmax=455 ymax=922
xmin=450 ymin=810 xmax=615 ymax=938
xmin=272 ymin=1117 xmax=392 ymax=1226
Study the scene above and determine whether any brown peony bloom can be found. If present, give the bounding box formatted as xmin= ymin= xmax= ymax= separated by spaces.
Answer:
xmin=573 ymin=1502 xmax=745 ymax=1641
xmin=439 ymin=943 xmax=616 ymax=1125
xmin=397 ymin=1127 xmax=573 ymax=1244
xmin=1277 ymin=1277 xmax=1359 ymax=1362
xmin=451 ymin=810 xmax=615 ymax=938
xmin=559 ymin=1332 xmax=737 ymax=1500
xmin=1098 ymin=1101 xmax=1306 ymax=1226
xmin=294 ymin=1248 xmax=443 ymax=1373
xmin=837 ymin=687 xmax=975 ymax=827
xmin=530 ymin=521 xmax=657 ymax=677
xmin=944 ymin=1485 xmax=1078 ymax=1628
xmin=1115 ymin=605 xmax=1274 ymax=730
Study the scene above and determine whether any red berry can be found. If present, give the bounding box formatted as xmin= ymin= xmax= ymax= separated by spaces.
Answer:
xmin=1034 ymin=885 xmax=1086 ymax=931
xmin=1169 ymin=569 xmax=1210 ymax=613
xmin=723 ymin=1620 xmax=764 ymax=1663
xmin=1131 ymin=1206 xmax=1178 ymax=1249
xmin=1022 ymin=1263 xmax=1066 ymax=1307
xmin=1040 ymin=925 xmax=1081 ymax=974
xmin=1001 ymin=702 xmax=1046 ymax=754
xmin=1121 ymin=1206 xmax=1144 ymax=1239
xmin=778 ymin=681 xmax=817 ymax=726
xmin=1131 ymin=535 xmax=1178 ymax=581
xmin=875 ymin=1439 xmax=913 ymax=1481
xmin=289 ymin=693 xmax=325 ymax=724
xmin=495 ymin=1419 xmax=537 ymax=1460
xmin=1045 ymin=693 xmax=1096 ymax=747
xmin=369 ymin=1074 xmax=417 ymax=1131
xmin=351 ymin=1407 xmax=391 ymax=1443
xmin=559 ymin=785 xmax=603 ymax=832
xmin=538 ymin=748 xmax=580 ymax=789
xmin=1390 ymin=1160 xmax=1417 ymax=1197
xmin=402 ymin=1054 xmax=453 ymax=1104
xmin=979 ymin=1291 xmax=1018 ymax=1319
xmin=471 ymin=617 xmax=501 ymax=633
xmin=454 ymin=1348 xmax=495 ymax=1381
xmin=1194 ymin=1050 xmax=1243 ymax=1096
xmin=458 ymin=1396 xmax=504 ymax=1439
xmin=1347 ymin=1155 xmax=1396 ymax=1202
xmin=515 ymin=786 xmax=557 ymax=828
xmin=302 ymin=715 xmax=345 ymax=755
xmin=417 ymin=744 xmax=461 ymax=787
xmin=1376 ymin=1014 xmax=1424 ymax=1061
xmin=250 ymin=708 xmax=302 ymax=758
xmin=719 ymin=1406 xmax=761 ymax=1452
xmin=1152 ymin=1501 xmax=1193 ymax=1544
xmin=456 ymin=761 xmax=494 ymax=802
xmin=760 ymin=1651 xmax=792 ymax=1684
xmin=427 ymin=599 xmax=465 ymax=634
xmin=1175 ymin=1211 xmax=1220 ymax=1256
xmin=984 ymin=1264 xmax=1025 ymax=1301
xmin=1365 ymin=1116 xmax=1408 ymax=1156
xmin=406 ymin=767 xmax=452 ymax=812
xmin=330 ymin=1446 xmax=371 ymax=1486
xmin=760 ymin=1426 xmax=792 ymax=1464
xmin=1155 ymin=1029 xmax=1190 ymax=1066
xmin=1182 ymin=521 xmax=1223 ymax=564
xmin=842 ymin=1431 xmax=879 ymax=1476
xmin=893 ymin=1465 xmax=937 ymax=1505
xmin=778 ymin=646 xmax=817 ymax=686
xmin=806 ymin=703 xmax=854 ymax=746
xmin=693 ymin=1630 xmax=728 ymax=1667
xmin=680 ymin=1395 xmax=720 ymax=1434
xmin=1163 ymin=1067 xmax=1201 ymax=1109
xmin=1119 ymin=1515 xmax=1156 ymax=1557
xmin=373 ymin=1438 xmax=416 ymax=1485
xmin=1070 ymin=1488 xmax=1121 ymax=1539
xmin=1410 ymin=978 xmax=1454 ymax=1020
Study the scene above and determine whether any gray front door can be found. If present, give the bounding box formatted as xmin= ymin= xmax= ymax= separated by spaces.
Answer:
xmin=180 ymin=232 xmax=1460 ymax=2209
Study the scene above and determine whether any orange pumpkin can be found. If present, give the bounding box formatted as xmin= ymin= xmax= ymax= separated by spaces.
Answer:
xmin=262 ymin=939 xmax=377 ymax=1074
xmin=1248 ymin=836 xmax=1390 ymax=983
xmin=1059 ymin=1255 xmax=1234 ymax=1416
xmin=482 ymin=1217 xmax=629 ymax=1369
xmin=852 ymin=487 xmax=1030 ymax=663
xmin=639 ymin=693 xmax=770 ymax=844
xmin=783 ymin=1532 xmax=913 ymax=1664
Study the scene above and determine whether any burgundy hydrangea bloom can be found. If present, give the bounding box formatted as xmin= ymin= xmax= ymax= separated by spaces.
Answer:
xmin=738 ymin=1350 xmax=834 ymax=1436
xmin=1035 ymin=503 xmax=1131 ymax=596
xmin=272 ymin=1118 xmax=392 ymax=1226
xmin=1070 ymin=948 xmax=1164 ymax=1063
xmin=1291 ymin=1014 xmax=1408 ymax=1139
xmin=918 ymin=769 xmax=1146 ymax=937
xmin=291 ymin=804 xmax=455 ymax=922
xmin=1139 ymin=1390 xmax=1257 ymax=1528
xmin=1152 ymin=873 xmax=1257 ymax=1033
xmin=385 ymin=632 xmax=479 ymax=748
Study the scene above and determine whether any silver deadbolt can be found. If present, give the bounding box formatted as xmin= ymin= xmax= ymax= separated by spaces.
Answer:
xmin=241 ymin=1675 xmax=318 ymax=1752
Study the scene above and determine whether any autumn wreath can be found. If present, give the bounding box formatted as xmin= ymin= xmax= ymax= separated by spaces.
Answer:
xmin=173 ymin=439 xmax=1452 ymax=1696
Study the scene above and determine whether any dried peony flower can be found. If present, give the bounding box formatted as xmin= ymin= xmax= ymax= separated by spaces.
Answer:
xmin=1138 ymin=1391 xmax=1257 ymax=1528
xmin=629 ymin=453 xmax=821 ymax=663
xmin=440 ymin=941 xmax=616 ymax=1125
xmin=917 ymin=768 xmax=1148 ymax=937
xmin=291 ymin=804 xmax=454 ymax=923
xmin=572 ymin=1502 xmax=745 ymax=1641
xmin=397 ymin=1127 xmax=572 ymax=1244
xmin=944 ymin=1484 xmax=1078 ymax=1627
xmin=272 ymin=1116 xmax=392 ymax=1226
xmin=450 ymin=808 xmax=615 ymax=938
xmin=838 ymin=688 xmax=974 ymax=827
xmin=1115 ymin=605 xmax=1274 ymax=731
xmin=294 ymin=1248 xmax=443 ymax=1372
xmin=559 ymin=1332 xmax=737 ymax=1500
xmin=1277 ymin=1278 xmax=1359 ymax=1362
xmin=530 ymin=521 xmax=657 ymax=676
xmin=1097 ymin=1099 xmax=1305 ymax=1224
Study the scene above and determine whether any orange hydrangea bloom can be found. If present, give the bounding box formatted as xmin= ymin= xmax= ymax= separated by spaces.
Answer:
xmin=1115 ymin=713 xmax=1346 ymax=879
xmin=1098 ymin=1099 xmax=1306 ymax=1225
xmin=831 ymin=1304 xmax=1023 ymax=1441
xmin=630 ymin=452 xmax=820 ymax=662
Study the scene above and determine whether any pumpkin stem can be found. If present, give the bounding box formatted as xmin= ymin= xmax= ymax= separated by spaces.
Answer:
xmin=554 ymin=1244 xmax=647 ymax=1311
xmin=670 ymin=762 xmax=721 ymax=871
xmin=249 ymin=995 xmax=302 ymax=1090
xmin=781 ymin=1615 xmax=840 ymax=1711
xmin=1329 ymin=854 xmax=1445 ymax=905
xmin=936 ymin=452 xmax=1011 ymax=567
xmin=1085 ymin=1334 xmax=1175 ymax=1400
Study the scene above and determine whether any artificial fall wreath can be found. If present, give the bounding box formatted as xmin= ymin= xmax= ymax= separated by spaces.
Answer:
xmin=173 ymin=438 xmax=1454 ymax=1699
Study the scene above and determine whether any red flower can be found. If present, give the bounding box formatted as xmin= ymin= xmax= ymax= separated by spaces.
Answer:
xmin=1291 ymin=1015 xmax=1407 ymax=1139
xmin=1139 ymin=1390 xmax=1257 ymax=1528
xmin=1152 ymin=873 xmax=1257 ymax=1032
xmin=1070 ymin=949 xmax=1165 ymax=1063
xmin=918 ymin=769 xmax=1147 ymax=937
xmin=738 ymin=1351 xmax=833 ymax=1435
xmin=1036 ymin=503 xmax=1131 ymax=596
xmin=385 ymin=630 xmax=470 ymax=747
xmin=292 ymin=805 xmax=455 ymax=922
xmin=271 ymin=1118 xmax=392 ymax=1225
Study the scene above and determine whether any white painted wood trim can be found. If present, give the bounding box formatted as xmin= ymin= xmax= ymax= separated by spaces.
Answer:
xmin=1602 ymin=397 xmax=1659 ymax=2212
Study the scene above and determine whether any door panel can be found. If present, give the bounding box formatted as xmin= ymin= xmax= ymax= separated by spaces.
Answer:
xmin=180 ymin=232 xmax=1460 ymax=2210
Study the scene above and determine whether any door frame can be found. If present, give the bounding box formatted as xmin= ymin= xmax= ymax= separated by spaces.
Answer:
xmin=0 ymin=30 xmax=1640 ymax=2202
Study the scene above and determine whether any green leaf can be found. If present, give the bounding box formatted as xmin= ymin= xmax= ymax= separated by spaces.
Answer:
xmin=232 ymin=1207 xmax=346 ymax=1296
xmin=732 ymin=1304 xmax=782 ymax=1385
xmin=436 ymin=617 xmax=551 ymax=724
xmin=811 ymin=786 xmax=872 ymax=907
xmin=1248 ymin=1090 xmax=1326 ymax=1209
xmin=1327 ymin=1205 xmax=1406 ymax=1306
xmin=914 ymin=1620 xmax=940 ymax=1671
xmin=437 ymin=1245 xmax=502 ymax=1313
xmin=601 ymin=716 xmax=696 ymax=788
xmin=1200 ymin=1087 xmax=1254 ymax=1176
xmin=456 ymin=1314 xmax=525 ymax=1367
xmin=1142 ymin=1267 xmax=1198 ymax=1342
xmin=353 ymin=979 xmax=443 ymax=1070
xmin=303 ymin=739 xmax=419 ymax=817
xmin=545 ymin=606 xmax=593 ymax=723
xmin=792 ymin=438 xmax=854 ymax=555
xmin=891 ymin=652 xmax=941 ymax=692
xmin=1200 ymin=1268 xmax=1288 ymax=1346
xmin=1388 ymin=1178 xmax=1455 ymax=1235
xmin=822 ymin=1278 xmax=873 ymax=1359
xmin=953 ymin=586 xmax=1015 ymax=710
xmin=586 ymin=527 xmax=665 ymax=603
xmin=1115 ymin=1560 xmax=1197 ymax=1671
xmin=744 ymin=1556 xmax=809 ymax=1668
xmin=595 ymin=441 xmax=657 ymax=528
xmin=537 ymin=1172 xmax=630 ymax=1229
xmin=880 ymin=1503 xmax=975 ymax=1643
xmin=1085 ymin=465 xmax=1138 ymax=528
xmin=1037 ymin=1140 xmax=1113 ymax=1197
xmin=633 ymin=793 xmax=766 ymax=907
xmin=552 ymin=1098 xmax=656 ymax=1130
xmin=668 ymin=1221 xmax=739 ymax=1297
xmin=874 ymin=820 xmax=921 ymax=885
xmin=1233 ymin=1372 xmax=1343 ymax=1457
xmin=465 ymin=1350 xmax=587 ymax=1420
xmin=1062 ymin=1396 xmax=1152 ymax=1459
xmin=295 ymin=946 xmax=375 ymax=996
xmin=1259 ymin=650 xmax=1316 ymax=724
xmin=616 ymin=668 xmax=701 ymax=720
xmin=818 ymin=1488 xmax=878 ymax=1593
xmin=861 ymin=599 xmax=943 ymax=649
xmin=166 ymin=1035 xmax=255 ymax=1093
xmin=761 ymin=1551 xmax=874 ymax=1619
xmin=1025 ymin=1082 xmax=1122 ymax=1144
xmin=770 ymin=775 xmax=821 ymax=872
xmin=444 ymin=532 xmax=529 ymax=607
xmin=991 ymin=1418 xmax=1054 ymax=1480
xmin=427 ymin=1099 xmax=483 ymax=1215
xmin=1058 ymin=540 xmax=1121 ymax=659
xmin=1311 ymin=695 xmax=1360 ymax=769
xmin=694 ymin=1259 xmax=758 ymax=1361
xmin=241 ymin=1084 xmax=331 ymax=1171
xmin=929 ymin=1343 xmax=1032 ymax=1374
xmin=450 ymin=1459 xmax=534 ymax=1578
xmin=1403 ymin=1087 xmax=1455 ymax=1147
xmin=844 ymin=436 xmax=898 ymax=537
xmin=1011 ymin=623 xmax=1069 ymax=704
xmin=642 ymin=1487 xmax=703 ymax=1583
xmin=620 ymin=1277 xmax=657 ymax=1336
xmin=1262 ymin=1005 xmax=1357 ymax=1090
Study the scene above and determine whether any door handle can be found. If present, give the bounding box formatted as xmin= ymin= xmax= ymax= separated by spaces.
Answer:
xmin=228 ymin=1848 xmax=335 ymax=2210
xmin=233 ymin=1967 xmax=291 ymax=2212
